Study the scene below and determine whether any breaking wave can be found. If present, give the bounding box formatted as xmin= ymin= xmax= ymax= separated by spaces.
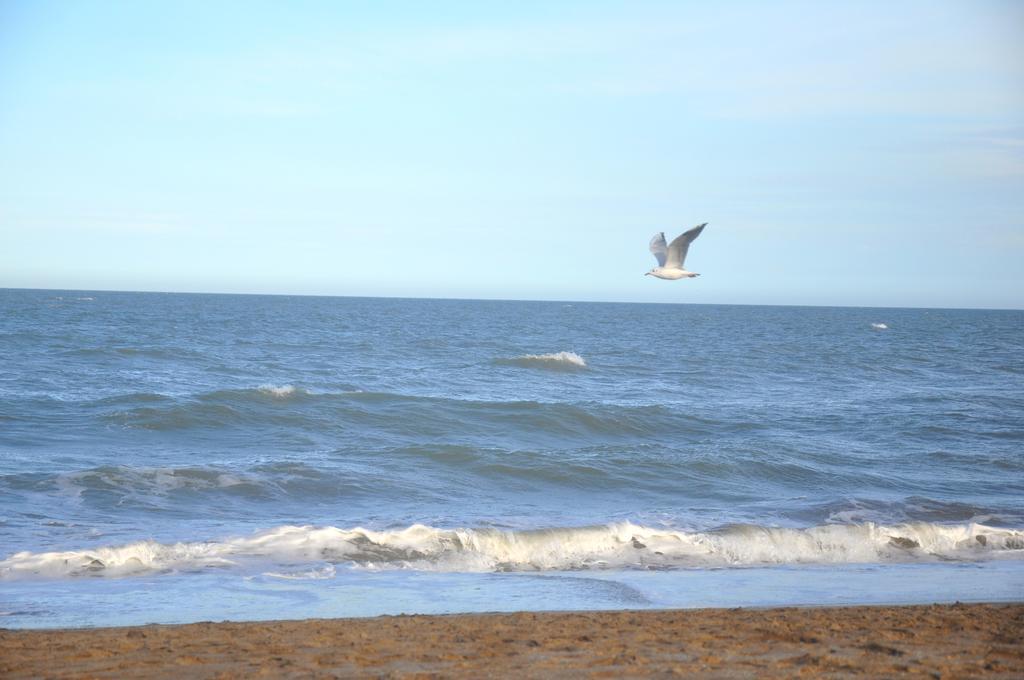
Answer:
xmin=257 ymin=384 xmax=301 ymax=398
xmin=2 ymin=521 xmax=1021 ymax=580
xmin=497 ymin=352 xmax=587 ymax=371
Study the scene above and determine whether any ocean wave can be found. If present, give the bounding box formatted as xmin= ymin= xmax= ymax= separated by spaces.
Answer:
xmin=206 ymin=385 xmax=316 ymax=401
xmin=496 ymin=352 xmax=587 ymax=371
xmin=0 ymin=463 xmax=361 ymax=514
xmin=2 ymin=521 xmax=1021 ymax=580
xmin=103 ymin=387 xmax=691 ymax=441
xmin=822 ymin=497 xmax=1009 ymax=525
xmin=262 ymin=565 xmax=337 ymax=580
xmin=53 ymin=466 xmax=255 ymax=497
xmin=103 ymin=385 xmax=318 ymax=430
xmin=257 ymin=384 xmax=301 ymax=398
xmin=26 ymin=463 xmax=367 ymax=508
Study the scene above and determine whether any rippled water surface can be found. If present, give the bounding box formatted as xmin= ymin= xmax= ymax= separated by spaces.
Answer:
xmin=1 ymin=290 xmax=1022 ymax=627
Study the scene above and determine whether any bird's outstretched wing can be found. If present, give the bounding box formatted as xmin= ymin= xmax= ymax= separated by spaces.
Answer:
xmin=649 ymin=232 xmax=668 ymax=267
xmin=665 ymin=223 xmax=707 ymax=269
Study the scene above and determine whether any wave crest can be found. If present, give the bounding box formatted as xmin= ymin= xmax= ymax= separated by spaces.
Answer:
xmin=497 ymin=352 xmax=587 ymax=371
xmin=257 ymin=384 xmax=300 ymax=398
xmin=2 ymin=521 xmax=1021 ymax=580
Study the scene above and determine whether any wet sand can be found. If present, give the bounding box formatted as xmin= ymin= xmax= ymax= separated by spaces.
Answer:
xmin=2 ymin=603 xmax=1022 ymax=678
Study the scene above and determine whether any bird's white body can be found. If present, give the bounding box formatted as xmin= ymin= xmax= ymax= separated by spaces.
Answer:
xmin=646 ymin=223 xmax=707 ymax=280
xmin=646 ymin=268 xmax=698 ymax=280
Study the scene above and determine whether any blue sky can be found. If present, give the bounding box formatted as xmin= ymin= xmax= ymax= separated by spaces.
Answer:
xmin=1 ymin=1 xmax=1022 ymax=308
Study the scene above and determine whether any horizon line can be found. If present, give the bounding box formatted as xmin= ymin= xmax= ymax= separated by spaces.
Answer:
xmin=2 ymin=286 xmax=1021 ymax=313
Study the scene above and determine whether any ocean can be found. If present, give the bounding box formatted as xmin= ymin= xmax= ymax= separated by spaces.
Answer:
xmin=1 ymin=289 xmax=1022 ymax=628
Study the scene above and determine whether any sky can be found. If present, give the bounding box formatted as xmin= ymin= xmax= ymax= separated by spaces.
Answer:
xmin=1 ymin=1 xmax=1022 ymax=308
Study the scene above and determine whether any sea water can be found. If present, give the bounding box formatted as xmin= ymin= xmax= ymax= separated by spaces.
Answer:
xmin=1 ymin=290 xmax=1022 ymax=628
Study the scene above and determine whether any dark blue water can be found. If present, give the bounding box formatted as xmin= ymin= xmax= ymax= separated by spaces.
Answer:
xmin=2 ymin=289 xmax=1022 ymax=627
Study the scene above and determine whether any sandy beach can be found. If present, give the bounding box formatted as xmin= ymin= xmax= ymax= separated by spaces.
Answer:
xmin=3 ymin=602 xmax=1021 ymax=678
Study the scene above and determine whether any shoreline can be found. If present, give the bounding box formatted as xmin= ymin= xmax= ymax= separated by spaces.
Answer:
xmin=3 ymin=602 xmax=1022 ymax=678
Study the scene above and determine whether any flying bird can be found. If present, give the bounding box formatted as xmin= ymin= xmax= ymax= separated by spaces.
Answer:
xmin=646 ymin=223 xmax=707 ymax=280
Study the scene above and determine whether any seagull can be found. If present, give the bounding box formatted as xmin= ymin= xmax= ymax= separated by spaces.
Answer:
xmin=646 ymin=223 xmax=707 ymax=280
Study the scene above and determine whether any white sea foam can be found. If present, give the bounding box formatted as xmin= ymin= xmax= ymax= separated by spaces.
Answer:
xmin=261 ymin=565 xmax=337 ymax=580
xmin=2 ymin=521 xmax=1020 ymax=580
xmin=871 ymin=323 xmax=888 ymax=330
xmin=258 ymin=384 xmax=299 ymax=397
xmin=501 ymin=352 xmax=587 ymax=370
